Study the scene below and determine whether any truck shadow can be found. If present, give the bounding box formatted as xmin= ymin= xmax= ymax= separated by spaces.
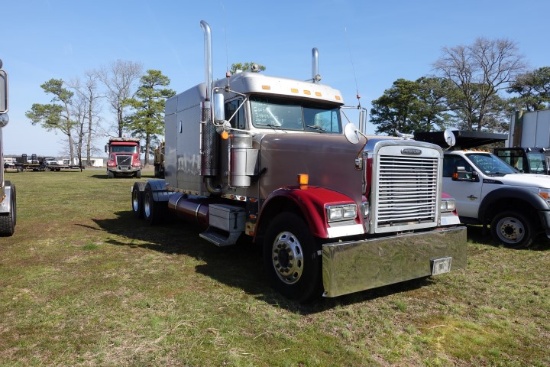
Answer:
xmin=92 ymin=210 xmax=450 ymax=313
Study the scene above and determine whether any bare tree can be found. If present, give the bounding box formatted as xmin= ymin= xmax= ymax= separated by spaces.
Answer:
xmin=68 ymin=70 xmax=102 ymax=166
xmin=434 ymin=38 xmax=526 ymax=131
xmin=99 ymin=60 xmax=142 ymax=137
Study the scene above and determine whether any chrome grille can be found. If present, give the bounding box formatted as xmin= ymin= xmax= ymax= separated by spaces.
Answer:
xmin=116 ymin=155 xmax=132 ymax=167
xmin=375 ymin=154 xmax=438 ymax=231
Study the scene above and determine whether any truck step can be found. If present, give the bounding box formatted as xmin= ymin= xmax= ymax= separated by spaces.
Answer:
xmin=199 ymin=227 xmax=241 ymax=247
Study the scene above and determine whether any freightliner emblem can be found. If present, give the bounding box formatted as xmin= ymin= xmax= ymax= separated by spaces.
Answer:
xmin=401 ymin=148 xmax=422 ymax=155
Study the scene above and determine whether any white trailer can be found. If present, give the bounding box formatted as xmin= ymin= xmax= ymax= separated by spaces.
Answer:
xmin=509 ymin=109 xmax=550 ymax=147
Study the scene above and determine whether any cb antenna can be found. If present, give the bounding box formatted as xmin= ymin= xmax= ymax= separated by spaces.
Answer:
xmin=221 ymin=1 xmax=231 ymax=80
xmin=344 ymin=26 xmax=361 ymax=108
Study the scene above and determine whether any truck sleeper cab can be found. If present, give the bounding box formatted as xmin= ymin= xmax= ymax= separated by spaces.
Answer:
xmin=130 ymin=20 xmax=467 ymax=302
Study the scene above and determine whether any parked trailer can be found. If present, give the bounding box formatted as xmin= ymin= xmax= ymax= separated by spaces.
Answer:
xmin=0 ymin=59 xmax=16 ymax=236
xmin=493 ymin=110 xmax=550 ymax=174
xmin=131 ymin=21 xmax=467 ymax=301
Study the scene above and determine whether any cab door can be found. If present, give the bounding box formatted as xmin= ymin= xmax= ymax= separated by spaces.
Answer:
xmin=442 ymin=154 xmax=483 ymax=219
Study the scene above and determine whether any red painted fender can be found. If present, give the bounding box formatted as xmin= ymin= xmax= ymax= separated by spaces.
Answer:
xmin=257 ymin=186 xmax=359 ymax=239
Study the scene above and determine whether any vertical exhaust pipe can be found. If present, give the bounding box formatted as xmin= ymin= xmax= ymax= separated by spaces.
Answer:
xmin=199 ymin=20 xmax=221 ymax=193
xmin=200 ymin=20 xmax=212 ymax=98
xmin=312 ymin=48 xmax=320 ymax=83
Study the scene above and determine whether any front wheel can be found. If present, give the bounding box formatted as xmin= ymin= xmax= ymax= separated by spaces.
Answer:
xmin=0 ymin=182 xmax=16 ymax=236
xmin=263 ymin=212 xmax=322 ymax=302
xmin=490 ymin=210 xmax=535 ymax=248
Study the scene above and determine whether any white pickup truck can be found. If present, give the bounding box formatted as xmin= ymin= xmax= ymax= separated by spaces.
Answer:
xmin=442 ymin=149 xmax=550 ymax=248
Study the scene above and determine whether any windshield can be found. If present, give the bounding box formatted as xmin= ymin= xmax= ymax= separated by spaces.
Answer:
xmin=526 ymin=152 xmax=548 ymax=174
xmin=111 ymin=145 xmax=137 ymax=153
xmin=467 ymin=153 xmax=517 ymax=176
xmin=249 ymin=96 xmax=341 ymax=133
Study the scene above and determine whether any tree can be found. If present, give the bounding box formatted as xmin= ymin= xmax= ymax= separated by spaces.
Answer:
xmin=370 ymin=78 xmax=451 ymax=135
xmin=124 ymin=70 xmax=175 ymax=166
xmin=230 ymin=62 xmax=265 ymax=74
xmin=414 ymin=77 xmax=453 ymax=131
xmin=99 ymin=60 xmax=142 ymax=137
xmin=370 ymin=79 xmax=418 ymax=135
xmin=25 ymin=79 xmax=77 ymax=161
xmin=507 ymin=66 xmax=550 ymax=111
xmin=433 ymin=37 xmax=526 ymax=131
xmin=68 ymin=70 xmax=102 ymax=166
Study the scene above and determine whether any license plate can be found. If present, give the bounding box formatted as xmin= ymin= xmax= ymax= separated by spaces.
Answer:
xmin=431 ymin=257 xmax=452 ymax=275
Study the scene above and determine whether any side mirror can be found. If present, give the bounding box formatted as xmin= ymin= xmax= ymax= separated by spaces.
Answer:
xmin=452 ymin=167 xmax=478 ymax=182
xmin=213 ymin=89 xmax=225 ymax=124
xmin=0 ymin=60 xmax=8 ymax=113
xmin=443 ymin=129 xmax=456 ymax=149
xmin=0 ymin=67 xmax=8 ymax=113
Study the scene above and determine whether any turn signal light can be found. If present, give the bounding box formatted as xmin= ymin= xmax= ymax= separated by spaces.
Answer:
xmin=298 ymin=173 xmax=309 ymax=185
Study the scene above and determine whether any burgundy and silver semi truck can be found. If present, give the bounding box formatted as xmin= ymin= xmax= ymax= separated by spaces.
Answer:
xmin=131 ymin=21 xmax=467 ymax=301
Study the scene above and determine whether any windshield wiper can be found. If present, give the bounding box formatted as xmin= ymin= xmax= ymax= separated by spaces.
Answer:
xmin=306 ymin=124 xmax=326 ymax=132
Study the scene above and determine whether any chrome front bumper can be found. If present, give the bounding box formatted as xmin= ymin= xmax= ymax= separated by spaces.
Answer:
xmin=322 ymin=226 xmax=467 ymax=298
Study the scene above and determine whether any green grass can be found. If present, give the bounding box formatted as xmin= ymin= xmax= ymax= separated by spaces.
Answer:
xmin=1 ymin=168 xmax=548 ymax=366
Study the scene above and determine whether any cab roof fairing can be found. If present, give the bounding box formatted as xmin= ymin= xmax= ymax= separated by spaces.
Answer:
xmin=213 ymin=72 xmax=345 ymax=106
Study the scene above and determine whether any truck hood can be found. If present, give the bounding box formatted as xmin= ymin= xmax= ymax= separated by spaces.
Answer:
xmin=498 ymin=173 xmax=550 ymax=188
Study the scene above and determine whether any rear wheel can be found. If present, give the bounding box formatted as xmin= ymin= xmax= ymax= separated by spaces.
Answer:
xmin=131 ymin=182 xmax=146 ymax=219
xmin=263 ymin=212 xmax=322 ymax=302
xmin=490 ymin=210 xmax=534 ymax=248
xmin=143 ymin=183 xmax=165 ymax=225
xmin=0 ymin=182 xmax=16 ymax=236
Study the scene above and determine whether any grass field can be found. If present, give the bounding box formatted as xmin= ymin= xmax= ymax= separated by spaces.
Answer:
xmin=0 ymin=168 xmax=548 ymax=366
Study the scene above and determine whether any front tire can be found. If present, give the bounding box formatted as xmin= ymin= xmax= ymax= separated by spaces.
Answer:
xmin=263 ymin=212 xmax=322 ymax=302
xmin=0 ymin=182 xmax=16 ymax=236
xmin=490 ymin=210 xmax=534 ymax=248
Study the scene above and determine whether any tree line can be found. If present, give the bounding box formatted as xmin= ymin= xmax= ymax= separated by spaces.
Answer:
xmin=25 ymin=38 xmax=549 ymax=163
xmin=370 ymin=37 xmax=550 ymax=135
xmin=25 ymin=60 xmax=175 ymax=166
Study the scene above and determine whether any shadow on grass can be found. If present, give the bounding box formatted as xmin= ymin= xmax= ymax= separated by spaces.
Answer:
xmin=91 ymin=210 xmax=448 ymax=313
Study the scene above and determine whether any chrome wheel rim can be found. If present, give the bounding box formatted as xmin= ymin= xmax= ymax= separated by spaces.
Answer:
xmin=271 ymin=231 xmax=304 ymax=285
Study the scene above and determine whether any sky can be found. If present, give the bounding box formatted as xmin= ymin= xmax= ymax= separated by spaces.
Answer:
xmin=2 ymin=0 xmax=549 ymax=157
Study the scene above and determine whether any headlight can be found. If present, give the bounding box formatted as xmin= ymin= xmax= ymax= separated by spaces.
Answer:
xmin=440 ymin=198 xmax=456 ymax=213
xmin=326 ymin=204 xmax=357 ymax=222
xmin=538 ymin=188 xmax=550 ymax=205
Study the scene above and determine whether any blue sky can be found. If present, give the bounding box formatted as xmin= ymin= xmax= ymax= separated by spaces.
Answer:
xmin=2 ymin=0 xmax=549 ymax=156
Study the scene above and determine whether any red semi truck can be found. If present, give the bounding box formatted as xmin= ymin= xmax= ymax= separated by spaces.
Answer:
xmin=105 ymin=137 xmax=142 ymax=178
xmin=131 ymin=21 xmax=467 ymax=301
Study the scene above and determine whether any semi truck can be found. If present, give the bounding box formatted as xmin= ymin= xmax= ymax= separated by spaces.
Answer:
xmin=131 ymin=21 xmax=467 ymax=301
xmin=105 ymin=137 xmax=142 ymax=178
xmin=0 ymin=59 xmax=16 ymax=236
